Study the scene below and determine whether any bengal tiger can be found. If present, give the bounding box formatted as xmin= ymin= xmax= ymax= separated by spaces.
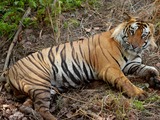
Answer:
xmin=0 ymin=14 xmax=160 ymax=120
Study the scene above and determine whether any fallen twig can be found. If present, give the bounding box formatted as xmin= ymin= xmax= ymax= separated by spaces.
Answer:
xmin=3 ymin=7 xmax=31 ymax=72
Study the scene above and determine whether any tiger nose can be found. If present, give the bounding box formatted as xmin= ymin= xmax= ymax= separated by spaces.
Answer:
xmin=132 ymin=44 xmax=138 ymax=49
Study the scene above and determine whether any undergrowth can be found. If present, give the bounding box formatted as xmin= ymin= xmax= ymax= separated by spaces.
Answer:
xmin=0 ymin=0 xmax=99 ymax=40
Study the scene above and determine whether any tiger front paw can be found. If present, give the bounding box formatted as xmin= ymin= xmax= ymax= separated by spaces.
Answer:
xmin=143 ymin=67 xmax=160 ymax=89
xmin=125 ymin=87 xmax=148 ymax=101
xmin=148 ymin=76 xmax=160 ymax=89
xmin=134 ymin=90 xmax=148 ymax=101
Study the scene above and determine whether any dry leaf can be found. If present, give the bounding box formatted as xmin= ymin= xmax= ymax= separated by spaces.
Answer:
xmin=84 ymin=28 xmax=92 ymax=32
xmin=66 ymin=111 xmax=74 ymax=118
xmin=9 ymin=111 xmax=24 ymax=120
xmin=156 ymin=63 xmax=160 ymax=68
xmin=94 ymin=27 xmax=100 ymax=30
xmin=106 ymin=114 xmax=116 ymax=120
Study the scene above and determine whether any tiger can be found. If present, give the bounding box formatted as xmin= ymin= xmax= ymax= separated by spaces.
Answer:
xmin=0 ymin=14 xmax=160 ymax=120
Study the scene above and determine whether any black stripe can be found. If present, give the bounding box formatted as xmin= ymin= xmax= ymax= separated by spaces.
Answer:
xmin=71 ymin=43 xmax=76 ymax=62
xmin=132 ymin=55 xmax=141 ymax=61
xmin=60 ymin=46 xmax=80 ymax=85
xmin=27 ymin=55 xmax=50 ymax=78
xmin=16 ymin=59 xmax=50 ymax=85
xmin=74 ymin=53 xmax=81 ymax=70
xmin=52 ymin=66 xmax=57 ymax=81
xmin=123 ymin=55 xmax=128 ymax=62
xmin=8 ymin=78 xmax=19 ymax=91
xmin=108 ymin=52 xmax=120 ymax=67
xmin=37 ymin=51 xmax=44 ymax=62
xmin=122 ymin=61 xmax=141 ymax=72
xmin=56 ymin=44 xmax=60 ymax=53
xmin=118 ymin=45 xmax=128 ymax=62
xmin=70 ymin=41 xmax=73 ymax=49
xmin=127 ymin=64 xmax=140 ymax=74
xmin=28 ymin=88 xmax=35 ymax=99
xmin=122 ymin=35 xmax=127 ymax=40
xmin=34 ymin=89 xmax=50 ymax=98
xmin=10 ymin=65 xmax=18 ymax=80
xmin=82 ymin=62 xmax=90 ymax=80
xmin=50 ymin=47 xmax=59 ymax=75
xmin=60 ymin=44 xmax=66 ymax=62
xmin=53 ymin=65 xmax=58 ymax=73
xmin=32 ymin=89 xmax=50 ymax=101
xmin=79 ymin=43 xmax=84 ymax=58
xmin=137 ymin=65 xmax=146 ymax=73
xmin=61 ymin=60 xmax=80 ymax=85
xmin=60 ymin=44 xmax=66 ymax=59
xmin=21 ymin=77 xmax=50 ymax=88
xmin=36 ymin=52 xmax=52 ymax=75
xmin=38 ymin=51 xmax=44 ymax=59
xmin=48 ymin=46 xmax=58 ymax=81
xmin=87 ymin=64 xmax=95 ymax=80
xmin=48 ymin=46 xmax=55 ymax=65
xmin=62 ymin=74 xmax=70 ymax=87
xmin=98 ymin=35 xmax=110 ymax=62
xmin=20 ymin=60 xmax=50 ymax=83
xmin=14 ymin=61 xmax=30 ymax=78
xmin=123 ymin=27 xmax=128 ymax=35
xmin=71 ymin=45 xmax=82 ymax=73
xmin=87 ymin=38 xmax=92 ymax=65
xmin=72 ymin=63 xmax=81 ymax=80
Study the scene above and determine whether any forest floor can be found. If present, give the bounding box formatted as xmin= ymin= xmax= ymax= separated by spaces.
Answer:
xmin=0 ymin=0 xmax=160 ymax=120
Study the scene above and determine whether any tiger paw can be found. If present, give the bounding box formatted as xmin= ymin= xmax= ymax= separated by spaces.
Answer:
xmin=20 ymin=105 xmax=44 ymax=120
xmin=148 ymin=76 xmax=160 ymax=89
xmin=134 ymin=91 xmax=148 ymax=101
xmin=126 ymin=87 xmax=148 ymax=101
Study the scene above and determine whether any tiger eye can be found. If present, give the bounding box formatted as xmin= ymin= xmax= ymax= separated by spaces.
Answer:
xmin=130 ymin=30 xmax=134 ymax=35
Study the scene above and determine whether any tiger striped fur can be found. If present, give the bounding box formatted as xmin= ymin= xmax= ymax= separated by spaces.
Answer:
xmin=1 ymin=14 xmax=160 ymax=120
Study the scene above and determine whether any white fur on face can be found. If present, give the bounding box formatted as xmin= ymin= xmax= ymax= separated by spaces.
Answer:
xmin=143 ymin=26 xmax=150 ymax=33
xmin=130 ymin=23 xmax=138 ymax=30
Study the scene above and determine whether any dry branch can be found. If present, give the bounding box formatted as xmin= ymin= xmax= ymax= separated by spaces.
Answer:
xmin=3 ymin=7 xmax=31 ymax=71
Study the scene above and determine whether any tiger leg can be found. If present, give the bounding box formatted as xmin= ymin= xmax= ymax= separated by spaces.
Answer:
xmin=99 ymin=66 xmax=147 ymax=100
xmin=20 ymin=99 xmax=43 ymax=120
xmin=32 ymin=88 xmax=57 ymax=120
xmin=123 ymin=63 xmax=160 ymax=89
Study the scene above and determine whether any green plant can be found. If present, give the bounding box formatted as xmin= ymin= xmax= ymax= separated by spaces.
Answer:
xmin=64 ymin=18 xmax=80 ymax=29
xmin=133 ymin=100 xmax=145 ymax=111
xmin=0 ymin=0 xmax=98 ymax=40
xmin=0 ymin=0 xmax=36 ymax=37
xmin=145 ymin=94 xmax=160 ymax=103
xmin=60 ymin=0 xmax=83 ymax=11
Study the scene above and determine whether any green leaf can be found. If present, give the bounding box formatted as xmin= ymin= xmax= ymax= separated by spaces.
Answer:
xmin=133 ymin=100 xmax=144 ymax=110
xmin=17 ymin=7 xmax=25 ymax=12
xmin=29 ymin=0 xmax=37 ymax=8
xmin=14 ymin=1 xmax=19 ymax=5
xmin=39 ymin=0 xmax=45 ymax=6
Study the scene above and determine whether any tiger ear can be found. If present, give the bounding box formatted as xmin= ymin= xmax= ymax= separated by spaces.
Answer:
xmin=123 ymin=12 xmax=132 ymax=21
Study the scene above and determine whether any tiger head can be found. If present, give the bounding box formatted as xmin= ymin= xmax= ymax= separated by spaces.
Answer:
xmin=112 ymin=14 xmax=156 ymax=54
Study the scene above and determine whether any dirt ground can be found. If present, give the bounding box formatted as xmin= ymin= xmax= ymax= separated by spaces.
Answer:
xmin=0 ymin=0 xmax=160 ymax=120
